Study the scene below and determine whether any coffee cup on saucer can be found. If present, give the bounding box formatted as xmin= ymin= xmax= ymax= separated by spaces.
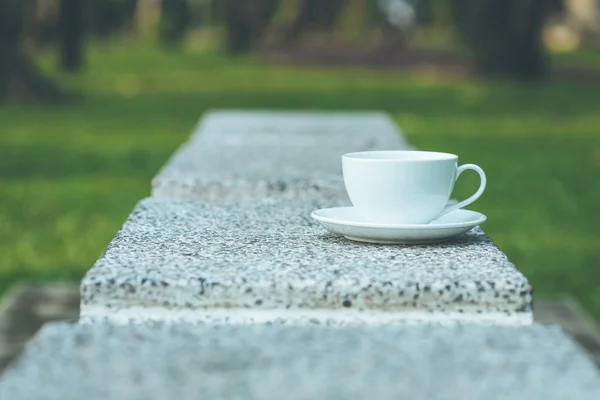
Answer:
xmin=341 ymin=150 xmax=486 ymax=225
xmin=311 ymin=150 xmax=487 ymax=244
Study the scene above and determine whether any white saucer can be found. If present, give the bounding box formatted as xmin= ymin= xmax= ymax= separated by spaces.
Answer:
xmin=310 ymin=207 xmax=486 ymax=244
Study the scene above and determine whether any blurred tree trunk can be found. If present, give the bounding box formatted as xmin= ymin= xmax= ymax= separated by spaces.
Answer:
xmin=223 ymin=0 xmax=252 ymax=52
xmin=285 ymin=0 xmax=347 ymax=43
xmin=159 ymin=0 xmax=192 ymax=47
xmin=90 ymin=0 xmax=137 ymax=39
xmin=414 ymin=0 xmax=434 ymax=26
xmin=59 ymin=0 xmax=85 ymax=72
xmin=223 ymin=0 xmax=278 ymax=53
xmin=451 ymin=0 xmax=564 ymax=80
xmin=0 ymin=0 xmax=61 ymax=102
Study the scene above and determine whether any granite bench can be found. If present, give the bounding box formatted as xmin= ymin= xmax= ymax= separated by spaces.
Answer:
xmin=80 ymin=197 xmax=532 ymax=325
xmin=0 ymin=110 xmax=596 ymax=399
xmin=1 ymin=322 xmax=599 ymax=400
xmin=79 ymin=110 xmax=533 ymax=325
xmin=152 ymin=111 xmax=409 ymax=199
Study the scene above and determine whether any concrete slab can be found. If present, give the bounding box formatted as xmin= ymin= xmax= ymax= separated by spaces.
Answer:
xmin=0 ymin=284 xmax=79 ymax=373
xmin=5 ymin=287 xmax=599 ymax=376
xmin=152 ymin=111 xmax=409 ymax=199
xmin=80 ymin=197 xmax=532 ymax=325
xmin=1 ymin=322 xmax=598 ymax=400
xmin=535 ymin=297 xmax=600 ymax=367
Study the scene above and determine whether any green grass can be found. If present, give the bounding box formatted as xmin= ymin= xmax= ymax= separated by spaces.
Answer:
xmin=1 ymin=39 xmax=599 ymax=320
xmin=551 ymin=44 xmax=600 ymax=68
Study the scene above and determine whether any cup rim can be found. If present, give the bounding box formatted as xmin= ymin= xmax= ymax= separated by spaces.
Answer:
xmin=343 ymin=150 xmax=458 ymax=162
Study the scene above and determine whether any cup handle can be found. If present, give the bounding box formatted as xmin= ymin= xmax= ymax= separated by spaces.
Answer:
xmin=438 ymin=164 xmax=486 ymax=218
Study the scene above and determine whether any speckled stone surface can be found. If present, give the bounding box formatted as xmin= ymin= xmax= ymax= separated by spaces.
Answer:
xmin=152 ymin=111 xmax=408 ymax=199
xmin=80 ymin=197 xmax=532 ymax=324
xmin=1 ymin=322 xmax=599 ymax=400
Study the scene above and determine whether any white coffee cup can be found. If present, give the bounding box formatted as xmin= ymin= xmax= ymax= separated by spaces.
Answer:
xmin=342 ymin=150 xmax=486 ymax=225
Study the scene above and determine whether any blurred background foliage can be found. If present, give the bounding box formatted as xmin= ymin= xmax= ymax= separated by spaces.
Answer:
xmin=3 ymin=0 xmax=599 ymax=101
xmin=0 ymin=0 xmax=599 ymax=320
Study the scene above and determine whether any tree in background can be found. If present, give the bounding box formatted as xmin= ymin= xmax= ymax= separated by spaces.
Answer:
xmin=159 ymin=0 xmax=192 ymax=47
xmin=59 ymin=0 xmax=85 ymax=72
xmin=89 ymin=0 xmax=138 ymax=39
xmin=222 ymin=0 xmax=279 ymax=53
xmin=0 ymin=0 xmax=61 ymax=102
xmin=451 ymin=0 xmax=564 ymax=80
xmin=284 ymin=0 xmax=348 ymax=43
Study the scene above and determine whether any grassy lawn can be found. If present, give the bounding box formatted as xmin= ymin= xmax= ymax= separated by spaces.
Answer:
xmin=1 ymin=39 xmax=599 ymax=320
